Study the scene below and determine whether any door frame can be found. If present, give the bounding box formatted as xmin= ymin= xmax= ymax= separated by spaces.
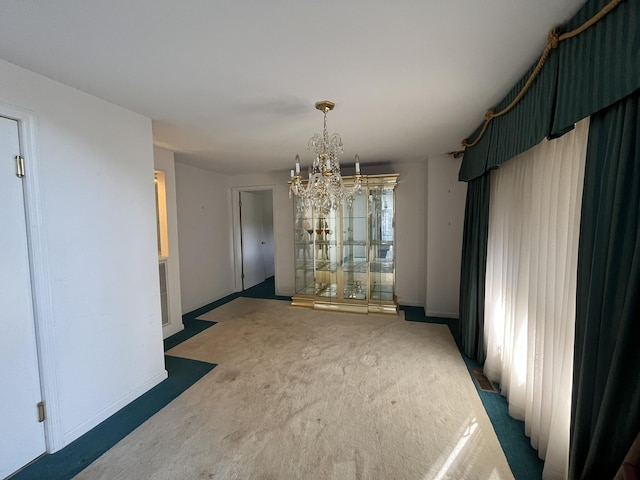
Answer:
xmin=1 ymin=102 xmax=63 ymax=452
xmin=231 ymin=185 xmax=275 ymax=293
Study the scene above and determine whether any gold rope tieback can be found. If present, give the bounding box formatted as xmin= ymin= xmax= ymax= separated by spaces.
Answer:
xmin=460 ymin=0 xmax=622 ymax=150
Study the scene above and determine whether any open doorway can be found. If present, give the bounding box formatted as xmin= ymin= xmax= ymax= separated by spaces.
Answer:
xmin=232 ymin=188 xmax=275 ymax=291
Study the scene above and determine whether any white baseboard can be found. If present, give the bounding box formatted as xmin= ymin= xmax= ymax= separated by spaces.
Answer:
xmin=162 ymin=321 xmax=185 ymax=339
xmin=60 ymin=369 xmax=168 ymax=450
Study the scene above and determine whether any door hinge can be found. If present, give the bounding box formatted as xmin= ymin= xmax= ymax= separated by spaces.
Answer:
xmin=15 ymin=155 xmax=25 ymax=178
xmin=37 ymin=401 xmax=45 ymax=422
xmin=241 ymin=273 xmax=245 ymax=279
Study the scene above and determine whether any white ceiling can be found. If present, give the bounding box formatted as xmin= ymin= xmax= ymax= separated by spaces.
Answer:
xmin=0 ymin=0 xmax=586 ymax=175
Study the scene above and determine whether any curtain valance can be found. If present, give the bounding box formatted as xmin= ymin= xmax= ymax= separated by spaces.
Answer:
xmin=552 ymin=0 xmax=639 ymax=135
xmin=458 ymin=0 xmax=639 ymax=182
xmin=458 ymin=123 xmax=491 ymax=181
xmin=486 ymin=52 xmax=558 ymax=171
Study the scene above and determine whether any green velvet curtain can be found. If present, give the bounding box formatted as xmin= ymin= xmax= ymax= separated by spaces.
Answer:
xmin=570 ymin=90 xmax=640 ymax=479
xmin=459 ymin=0 xmax=640 ymax=181
xmin=552 ymin=0 xmax=640 ymax=136
xmin=486 ymin=50 xmax=559 ymax=170
xmin=457 ymin=51 xmax=558 ymax=182
xmin=455 ymin=0 xmax=640 ymax=474
xmin=458 ymin=173 xmax=490 ymax=361
xmin=458 ymin=123 xmax=492 ymax=182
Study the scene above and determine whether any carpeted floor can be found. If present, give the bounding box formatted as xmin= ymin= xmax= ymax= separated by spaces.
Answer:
xmin=12 ymin=277 xmax=543 ymax=479
xmin=74 ymin=298 xmax=513 ymax=480
xmin=10 ymin=356 xmax=215 ymax=480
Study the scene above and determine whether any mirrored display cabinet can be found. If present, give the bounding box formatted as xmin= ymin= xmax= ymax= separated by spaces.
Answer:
xmin=292 ymin=174 xmax=398 ymax=314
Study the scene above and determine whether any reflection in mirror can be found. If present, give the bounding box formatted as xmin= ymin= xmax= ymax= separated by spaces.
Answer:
xmin=154 ymin=170 xmax=169 ymax=259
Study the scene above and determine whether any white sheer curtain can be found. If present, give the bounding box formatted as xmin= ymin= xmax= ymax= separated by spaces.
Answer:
xmin=483 ymin=118 xmax=589 ymax=480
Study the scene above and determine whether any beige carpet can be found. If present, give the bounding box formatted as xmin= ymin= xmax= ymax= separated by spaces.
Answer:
xmin=75 ymin=298 xmax=513 ymax=480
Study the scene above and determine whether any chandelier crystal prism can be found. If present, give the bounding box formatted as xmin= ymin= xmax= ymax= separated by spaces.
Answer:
xmin=289 ymin=101 xmax=363 ymax=212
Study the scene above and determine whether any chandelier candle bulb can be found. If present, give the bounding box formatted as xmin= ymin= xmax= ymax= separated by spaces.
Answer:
xmin=355 ymin=155 xmax=360 ymax=174
xmin=291 ymin=169 xmax=294 ymax=178
xmin=295 ymin=155 xmax=300 ymax=174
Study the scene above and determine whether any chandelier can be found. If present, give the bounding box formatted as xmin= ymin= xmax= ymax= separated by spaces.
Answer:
xmin=289 ymin=100 xmax=363 ymax=212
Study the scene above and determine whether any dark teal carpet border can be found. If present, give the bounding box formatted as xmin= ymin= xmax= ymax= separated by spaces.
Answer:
xmin=11 ymin=355 xmax=215 ymax=480
xmin=400 ymin=304 xmax=543 ymax=480
xmin=180 ymin=277 xmax=290 ymax=324
xmin=11 ymin=277 xmax=286 ymax=479
xmin=163 ymin=318 xmax=217 ymax=351
xmin=14 ymin=279 xmax=538 ymax=480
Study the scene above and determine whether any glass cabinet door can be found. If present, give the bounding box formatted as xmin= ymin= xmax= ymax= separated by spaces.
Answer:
xmin=294 ymin=198 xmax=315 ymax=295
xmin=369 ymin=186 xmax=395 ymax=304
xmin=342 ymin=193 xmax=367 ymax=300
xmin=292 ymin=174 xmax=398 ymax=313
xmin=314 ymin=209 xmax=338 ymax=301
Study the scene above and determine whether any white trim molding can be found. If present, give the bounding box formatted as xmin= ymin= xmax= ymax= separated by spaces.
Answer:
xmin=0 ymin=101 xmax=64 ymax=452
xmin=230 ymin=185 xmax=277 ymax=293
xmin=62 ymin=370 xmax=167 ymax=444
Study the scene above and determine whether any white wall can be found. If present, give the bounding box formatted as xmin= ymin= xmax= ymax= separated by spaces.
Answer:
xmin=0 ymin=58 xmax=166 ymax=449
xmin=176 ymin=161 xmax=438 ymax=311
xmin=393 ymin=161 xmax=428 ymax=306
xmin=173 ymin=158 xmax=457 ymax=314
xmin=425 ymin=155 xmax=467 ymax=317
xmin=226 ymin=165 xmax=430 ymax=305
xmin=175 ymin=162 xmax=234 ymax=312
xmin=154 ymin=147 xmax=184 ymax=337
xmin=228 ymin=166 xmax=428 ymax=305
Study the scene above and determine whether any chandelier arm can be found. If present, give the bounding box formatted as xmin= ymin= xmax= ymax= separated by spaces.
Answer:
xmin=289 ymin=100 xmax=363 ymax=213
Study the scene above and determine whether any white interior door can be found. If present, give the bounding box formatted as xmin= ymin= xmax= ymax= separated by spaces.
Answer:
xmin=0 ymin=116 xmax=46 ymax=478
xmin=256 ymin=191 xmax=275 ymax=278
xmin=240 ymin=191 xmax=266 ymax=289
